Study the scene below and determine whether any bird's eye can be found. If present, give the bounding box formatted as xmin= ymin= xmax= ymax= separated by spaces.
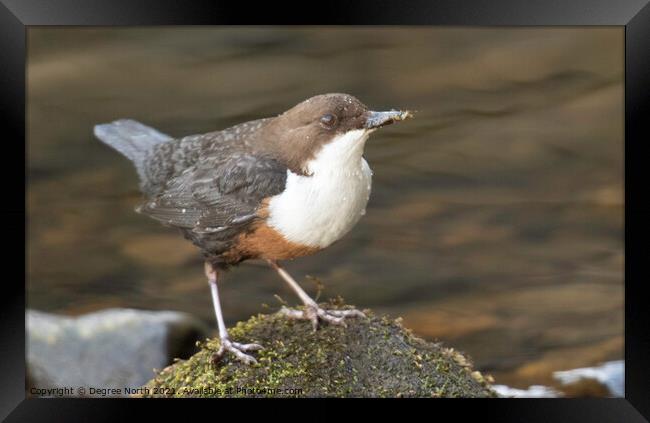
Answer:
xmin=319 ymin=113 xmax=337 ymax=128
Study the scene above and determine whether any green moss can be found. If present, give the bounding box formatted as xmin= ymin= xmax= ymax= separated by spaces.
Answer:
xmin=142 ymin=302 xmax=496 ymax=398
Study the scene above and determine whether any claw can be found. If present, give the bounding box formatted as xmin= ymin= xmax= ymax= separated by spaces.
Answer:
xmin=212 ymin=337 xmax=263 ymax=365
xmin=326 ymin=309 xmax=366 ymax=318
xmin=279 ymin=304 xmax=366 ymax=331
xmin=231 ymin=341 xmax=264 ymax=352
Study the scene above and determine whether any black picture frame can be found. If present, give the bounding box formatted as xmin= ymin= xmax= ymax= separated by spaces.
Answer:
xmin=5 ymin=0 xmax=649 ymax=421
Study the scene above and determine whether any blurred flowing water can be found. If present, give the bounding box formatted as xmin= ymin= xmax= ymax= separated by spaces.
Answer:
xmin=27 ymin=28 xmax=623 ymax=389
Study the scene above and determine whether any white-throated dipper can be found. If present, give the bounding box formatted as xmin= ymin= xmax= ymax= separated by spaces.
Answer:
xmin=95 ymin=93 xmax=412 ymax=364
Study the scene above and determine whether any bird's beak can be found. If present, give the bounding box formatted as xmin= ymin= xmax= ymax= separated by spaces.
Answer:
xmin=364 ymin=110 xmax=413 ymax=129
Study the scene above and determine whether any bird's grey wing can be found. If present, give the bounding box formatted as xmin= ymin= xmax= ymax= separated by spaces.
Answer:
xmin=140 ymin=118 xmax=273 ymax=197
xmin=137 ymin=153 xmax=288 ymax=233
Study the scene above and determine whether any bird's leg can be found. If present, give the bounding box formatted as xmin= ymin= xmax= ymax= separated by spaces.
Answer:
xmin=206 ymin=262 xmax=262 ymax=365
xmin=267 ymin=260 xmax=366 ymax=331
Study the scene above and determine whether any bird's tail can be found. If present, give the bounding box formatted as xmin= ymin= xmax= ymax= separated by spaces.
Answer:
xmin=94 ymin=119 xmax=173 ymax=183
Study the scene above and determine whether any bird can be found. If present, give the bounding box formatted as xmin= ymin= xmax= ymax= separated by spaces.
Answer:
xmin=94 ymin=93 xmax=413 ymax=364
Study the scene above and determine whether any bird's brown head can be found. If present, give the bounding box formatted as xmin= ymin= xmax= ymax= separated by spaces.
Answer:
xmin=261 ymin=93 xmax=413 ymax=174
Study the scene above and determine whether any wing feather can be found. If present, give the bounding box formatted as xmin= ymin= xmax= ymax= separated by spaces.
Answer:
xmin=138 ymin=153 xmax=287 ymax=235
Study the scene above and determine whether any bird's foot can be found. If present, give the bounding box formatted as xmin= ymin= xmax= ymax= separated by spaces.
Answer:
xmin=279 ymin=303 xmax=366 ymax=331
xmin=212 ymin=337 xmax=263 ymax=365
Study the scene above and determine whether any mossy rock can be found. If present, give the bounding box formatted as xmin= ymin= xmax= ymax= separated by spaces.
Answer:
xmin=142 ymin=303 xmax=496 ymax=398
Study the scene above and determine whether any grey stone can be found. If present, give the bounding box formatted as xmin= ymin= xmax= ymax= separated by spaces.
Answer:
xmin=27 ymin=308 xmax=210 ymax=396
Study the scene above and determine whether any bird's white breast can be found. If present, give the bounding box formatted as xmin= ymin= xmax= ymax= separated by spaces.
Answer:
xmin=267 ymin=129 xmax=373 ymax=249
